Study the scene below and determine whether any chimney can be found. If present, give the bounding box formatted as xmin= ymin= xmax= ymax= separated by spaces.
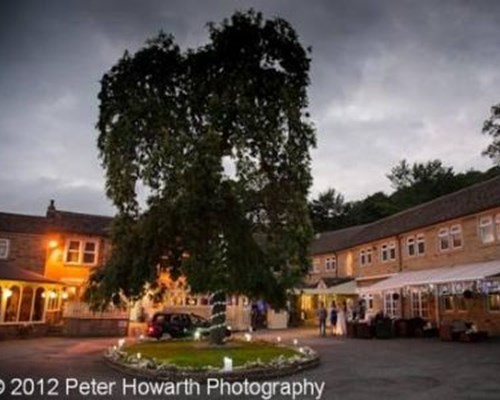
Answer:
xmin=46 ymin=199 xmax=57 ymax=218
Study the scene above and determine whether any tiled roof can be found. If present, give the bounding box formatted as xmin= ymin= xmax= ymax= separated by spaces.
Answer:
xmin=312 ymin=175 xmax=500 ymax=254
xmin=0 ymin=208 xmax=113 ymax=237
xmin=310 ymin=225 xmax=366 ymax=255
xmin=0 ymin=212 xmax=49 ymax=234
xmin=0 ymin=262 xmax=60 ymax=284
xmin=48 ymin=211 xmax=112 ymax=236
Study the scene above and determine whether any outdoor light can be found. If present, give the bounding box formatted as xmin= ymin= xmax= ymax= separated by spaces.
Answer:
xmin=223 ymin=357 xmax=233 ymax=372
xmin=49 ymin=291 xmax=57 ymax=299
xmin=194 ymin=330 xmax=201 ymax=341
xmin=139 ymin=334 xmax=145 ymax=341
xmin=61 ymin=292 xmax=69 ymax=300
xmin=293 ymin=339 xmax=299 ymax=346
xmin=244 ymin=333 xmax=252 ymax=342
xmin=137 ymin=353 xmax=142 ymax=360
xmin=277 ymin=336 xmax=282 ymax=343
xmin=118 ymin=338 xmax=126 ymax=348
xmin=299 ymin=347 xmax=305 ymax=353
xmin=41 ymin=292 xmax=46 ymax=298
xmin=48 ymin=240 xmax=59 ymax=249
xmin=112 ymin=345 xmax=117 ymax=352
xmin=3 ymin=289 xmax=12 ymax=299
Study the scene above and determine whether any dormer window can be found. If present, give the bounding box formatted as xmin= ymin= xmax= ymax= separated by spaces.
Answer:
xmin=0 ymin=238 xmax=9 ymax=259
xmin=65 ymin=239 xmax=99 ymax=265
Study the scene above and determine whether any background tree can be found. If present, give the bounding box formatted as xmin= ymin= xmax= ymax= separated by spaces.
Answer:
xmin=92 ymin=10 xmax=315 ymax=344
xmin=309 ymin=188 xmax=346 ymax=232
xmin=482 ymin=103 xmax=500 ymax=165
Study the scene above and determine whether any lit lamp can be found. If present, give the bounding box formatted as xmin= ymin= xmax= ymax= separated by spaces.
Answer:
xmin=276 ymin=336 xmax=282 ymax=343
xmin=293 ymin=339 xmax=299 ymax=346
xmin=48 ymin=240 xmax=59 ymax=249
xmin=244 ymin=333 xmax=252 ymax=342
xmin=3 ymin=289 xmax=12 ymax=299
xmin=223 ymin=357 xmax=233 ymax=372
xmin=49 ymin=291 xmax=57 ymax=299
xmin=61 ymin=292 xmax=69 ymax=300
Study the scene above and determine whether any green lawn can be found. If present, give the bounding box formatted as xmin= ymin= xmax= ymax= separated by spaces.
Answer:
xmin=125 ymin=340 xmax=300 ymax=368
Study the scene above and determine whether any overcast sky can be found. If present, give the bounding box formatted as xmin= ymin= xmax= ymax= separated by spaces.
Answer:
xmin=1 ymin=0 xmax=499 ymax=216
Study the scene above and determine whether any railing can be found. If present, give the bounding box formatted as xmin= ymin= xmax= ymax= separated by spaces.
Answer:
xmin=62 ymin=302 xmax=128 ymax=320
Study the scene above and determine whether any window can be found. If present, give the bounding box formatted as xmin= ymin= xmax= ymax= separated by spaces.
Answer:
xmin=309 ymin=259 xmax=320 ymax=274
xmin=384 ymin=292 xmax=400 ymax=318
xmin=455 ymin=295 xmax=467 ymax=312
xmin=64 ymin=239 xmax=99 ymax=265
xmin=411 ymin=291 xmax=429 ymax=318
xmin=325 ymin=257 xmax=336 ymax=271
xmin=4 ymin=285 xmax=20 ymax=322
xmin=407 ymin=237 xmax=416 ymax=257
xmin=479 ymin=216 xmax=494 ymax=244
xmin=438 ymin=228 xmax=450 ymax=251
xmin=0 ymin=238 xmax=10 ymax=259
xmin=361 ymin=294 xmax=374 ymax=311
xmin=417 ymin=234 xmax=425 ymax=255
xmin=441 ymin=295 xmax=454 ymax=312
xmin=488 ymin=294 xmax=500 ymax=312
xmin=381 ymin=241 xmax=396 ymax=262
xmin=450 ymin=225 xmax=462 ymax=248
xmin=359 ymin=248 xmax=372 ymax=266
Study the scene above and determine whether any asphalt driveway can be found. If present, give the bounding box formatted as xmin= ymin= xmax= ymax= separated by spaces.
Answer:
xmin=0 ymin=329 xmax=499 ymax=399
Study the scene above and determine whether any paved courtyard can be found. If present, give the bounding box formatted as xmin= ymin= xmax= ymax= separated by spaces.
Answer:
xmin=0 ymin=329 xmax=499 ymax=399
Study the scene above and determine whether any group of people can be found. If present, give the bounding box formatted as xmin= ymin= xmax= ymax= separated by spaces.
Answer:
xmin=317 ymin=301 xmax=347 ymax=337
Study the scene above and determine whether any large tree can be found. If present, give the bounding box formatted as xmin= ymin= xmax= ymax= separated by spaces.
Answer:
xmin=91 ymin=10 xmax=315 ymax=343
xmin=483 ymin=103 xmax=500 ymax=165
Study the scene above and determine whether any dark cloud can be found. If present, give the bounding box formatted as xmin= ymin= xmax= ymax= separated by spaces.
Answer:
xmin=1 ymin=0 xmax=499 ymax=214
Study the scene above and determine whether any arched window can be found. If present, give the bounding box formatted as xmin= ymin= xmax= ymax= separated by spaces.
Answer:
xmin=19 ymin=287 xmax=34 ymax=322
xmin=33 ymin=288 xmax=45 ymax=322
xmin=5 ymin=285 xmax=21 ymax=322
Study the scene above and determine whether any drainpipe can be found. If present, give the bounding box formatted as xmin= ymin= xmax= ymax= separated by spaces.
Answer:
xmin=396 ymin=235 xmax=404 ymax=318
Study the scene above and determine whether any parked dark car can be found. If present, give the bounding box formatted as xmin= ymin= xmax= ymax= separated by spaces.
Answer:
xmin=146 ymin=312 xmax=231 ymax=339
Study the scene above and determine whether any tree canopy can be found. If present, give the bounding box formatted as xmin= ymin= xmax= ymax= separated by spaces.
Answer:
xmin=90 ymin=11 xmax=315 ymax=316
xmin=309 ymin=160 xmax=500 ymax=233
xmin=482 ymin=102 xmax=500 ymax=165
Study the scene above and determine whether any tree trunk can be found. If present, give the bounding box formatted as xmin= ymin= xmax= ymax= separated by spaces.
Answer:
xmin=209 ymin=290 xmax=227 ymax=345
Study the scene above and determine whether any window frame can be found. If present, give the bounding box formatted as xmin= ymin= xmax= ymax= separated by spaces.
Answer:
xmin=416 ymin=234 xmax=425 ymax=255
xmin=450 ymin=224 xmax=463 ymax=249
xmin=438 ymin=228 xmax=450 ymax=252
xmin=325 ymin=256 xmax=337 ymax=271
xmin=487 ymin=293 xmax=500 ymax=313
xmin=64 ymin=239 xmax=99 ymax=265
xmin=407 ymin=237 xmax=416 ymax=257
xmin=381 ymin=241 xmax=396 ymax=262
xmin=0 ymin=238 xmax=10 ymax=259
xmin=479 ymin=216 xmax=494 ymax=244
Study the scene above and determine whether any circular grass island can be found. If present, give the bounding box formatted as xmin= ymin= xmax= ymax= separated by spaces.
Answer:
xmin=104 ymin=338 xmax=319 ymax=382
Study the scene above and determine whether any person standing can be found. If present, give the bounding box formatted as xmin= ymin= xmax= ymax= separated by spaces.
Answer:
xmin=336 ymin=301 xmax=347 ymax=336
xmin=330 ymin=301 xmax=338 ymax=336
xmin=317 ymin=302 xmax=327 ymax=337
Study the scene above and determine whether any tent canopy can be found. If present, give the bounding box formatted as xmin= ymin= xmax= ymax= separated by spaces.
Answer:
xmin=358 ymin=260 xmax=500 ymax=293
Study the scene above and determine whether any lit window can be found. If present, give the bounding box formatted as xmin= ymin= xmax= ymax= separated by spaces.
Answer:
xmin=479 ymin=216 xmax=494 ymax=244
xmin=0 ymin=238 xmax=9 ymax=259
xmin=450 ymin=225 xmax=462 ymax=248
xmin=416 ymin=234 xmax=425 ymax=255
xmin=441 ymin=294 xmax=454 ymax=311
xmin=488 ymin=293 xmax=500 ymax=312
xmin=65 ymin=239 xmax=99 ymax=265
xmin=407 ymin=237 xmax=416 ymax=257
xmin=438 ymin=228 xmax=450 ymax=251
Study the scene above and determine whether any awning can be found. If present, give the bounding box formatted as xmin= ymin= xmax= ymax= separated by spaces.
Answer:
xmin=359 ymin=260 xmax=500 ymax=293
xmin=295 ymin=278 xmax=357 ymax=295
xmin=0 ymin=262 xmax=61 ymax=284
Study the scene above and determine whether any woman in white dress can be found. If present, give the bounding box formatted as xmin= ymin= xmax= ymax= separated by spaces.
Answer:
xmin=336 ymin=302 xmax=347 ymax=336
